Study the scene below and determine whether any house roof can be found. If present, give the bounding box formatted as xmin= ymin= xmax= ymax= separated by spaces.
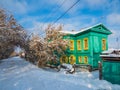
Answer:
xmin=60 ymin=23 xmax=112 ymax=35
xmin=100 ymin=49 xmax=120 ymax=60
xmin=102 ymin=49 xmax=120 ymax=54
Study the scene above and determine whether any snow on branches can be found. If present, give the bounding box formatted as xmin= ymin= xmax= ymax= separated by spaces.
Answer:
xmin=0 ymin=8 xmax=27 ymax=59
xmin=24 ymin=25 xmax=69 ymax=67
xmin=0 ymin=8 xmax=68 ymax=68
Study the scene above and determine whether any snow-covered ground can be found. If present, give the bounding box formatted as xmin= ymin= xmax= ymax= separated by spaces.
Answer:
xmin=0 ymin=57 xmax=120 ymax=90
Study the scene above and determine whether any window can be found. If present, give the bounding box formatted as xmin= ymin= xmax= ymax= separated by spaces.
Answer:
xmin=102 ymin=39 xmax=106 ymax=50
xmin=84 ymin=56 xmax=88 ymax=64
xmin=78 ymin=56 xmax=82 ymax=63
xmin=69 ymin=40 xmax=74 ymax=50
xmin=60 ymin=55 xmax=68 ymax=64
xmin=77 ymin=40 xmax=81 ymax=50
xmin=84 ymin=38 xmax=88 ymax=50
xmin=69 ymin=55 xmax=76 ymax=65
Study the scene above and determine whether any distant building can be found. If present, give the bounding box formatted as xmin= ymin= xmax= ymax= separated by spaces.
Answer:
xmin=60 ymin=23 xmax=112 ymax=68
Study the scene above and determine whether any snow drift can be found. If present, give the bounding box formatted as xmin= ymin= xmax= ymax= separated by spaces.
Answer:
xmin=0 ymin=57 xmax=120 ymax=90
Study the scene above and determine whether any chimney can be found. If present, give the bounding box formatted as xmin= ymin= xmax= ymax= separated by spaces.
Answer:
xmin=72 ymin=30 xmax=75 ymax=32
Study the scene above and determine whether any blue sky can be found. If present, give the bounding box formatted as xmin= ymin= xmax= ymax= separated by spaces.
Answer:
xmin=0 ymin=0 xmax=120 ymax=48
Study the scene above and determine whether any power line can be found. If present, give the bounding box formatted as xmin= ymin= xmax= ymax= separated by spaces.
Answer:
xmin=43 ymin=0 xmax=67 ymax=23
xmin=51 ymin=0 xmax=81 ymax=26
xmin=39 ymin=0 xmax=67 ymax=36
xmin=39 ymin=0 xmax=81 ymax=36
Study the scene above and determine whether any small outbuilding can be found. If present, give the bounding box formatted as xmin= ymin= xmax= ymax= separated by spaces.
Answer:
xmin=101 ymin=49 xmax=120 ymax=84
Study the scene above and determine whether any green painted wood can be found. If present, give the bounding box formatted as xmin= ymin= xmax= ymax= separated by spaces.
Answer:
xmin=102 ymin=61 xmax=120 ymax=84
xmin=60 ymin=24 xmax=112 ymax=68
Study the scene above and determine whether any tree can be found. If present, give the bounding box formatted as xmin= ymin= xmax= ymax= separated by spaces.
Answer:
xmin=0 ymin=8 xmax=27 ymax=59
xmin=24 ymin=25 xmax=69 ymax=67
xmin=0 ymin=8 xmax=69 ymax=68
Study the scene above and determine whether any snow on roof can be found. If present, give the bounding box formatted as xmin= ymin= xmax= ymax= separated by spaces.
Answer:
xmin=59 ymin=30 xmax=80 ymax=35
xmin=60 ymin=23 xmax=103 ymax=35
xmin=100 ymin=54 xmax=120 ymax=57
xmin=102 ymin=49 xmax=120 ymax=54
xmin=102 ymin=49 xmax=114 ymax=54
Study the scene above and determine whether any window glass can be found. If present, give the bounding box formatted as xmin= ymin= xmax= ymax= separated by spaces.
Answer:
xmin=77 ymin=40 xmax=81 ymax=50
xmin=69 ymin=55 xmax=76 ymax=64
xmin=60 ymin=56 xmax=68 ymax=64
xmin=102 ymin=39 xmax=106 ymax=50
xmin=70 ymin=40 xmax=74 ymax=50
xmin=84 ymin=38 xmax=88 ymax=50
xmin=78 ymin=56 xmax=82 ymax=63
xmin=84 ymin=56 xmax=88 ymax=64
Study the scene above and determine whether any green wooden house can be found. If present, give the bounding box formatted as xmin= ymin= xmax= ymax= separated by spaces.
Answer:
xmin=60 ymin=23 xmax=112 ymax=68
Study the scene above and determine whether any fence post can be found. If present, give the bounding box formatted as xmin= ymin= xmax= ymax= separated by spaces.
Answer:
xmin=88 ymin=65 xmax=92 ymax=72
xmin=98 ymin=61 xmax=102 ymax=80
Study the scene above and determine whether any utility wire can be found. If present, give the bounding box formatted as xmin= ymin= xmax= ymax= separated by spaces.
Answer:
xmin=51 ymin=0 xmax=81 ymax=26
xmin=43 ymin=0 xmax=67 ymax=23
xmin=39 ymin=0 xmax=81 ymax=36
xmin=39 ymin=0 xmax=67 ymax=37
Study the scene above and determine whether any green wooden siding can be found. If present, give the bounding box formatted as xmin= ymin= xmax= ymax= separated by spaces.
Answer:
xmin=102 ymin=61 xmax=120 ymax=84
xmin=60 ymin=24 xmax=112 ymax=68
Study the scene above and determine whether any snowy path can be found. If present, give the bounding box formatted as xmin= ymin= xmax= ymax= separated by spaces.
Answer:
xmin=0 ymin=57 xmax=120 ymax=90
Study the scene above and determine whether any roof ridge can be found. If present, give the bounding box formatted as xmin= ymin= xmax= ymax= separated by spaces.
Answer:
xmin=60 ymin=23 xmax=111 ymax=35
